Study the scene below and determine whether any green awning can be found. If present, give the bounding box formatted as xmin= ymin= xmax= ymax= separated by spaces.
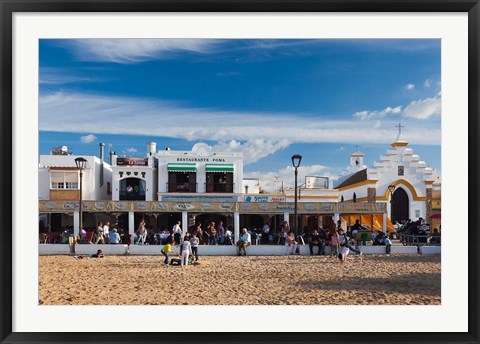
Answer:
xmin=205 ymin=163 xmax=234 ymax=172
xmin=167 ymin=163 xmax=197 ymax=172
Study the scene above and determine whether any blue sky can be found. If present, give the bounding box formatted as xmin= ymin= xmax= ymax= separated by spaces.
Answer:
xmin=39 ymin=39 xmax=441 ymax=190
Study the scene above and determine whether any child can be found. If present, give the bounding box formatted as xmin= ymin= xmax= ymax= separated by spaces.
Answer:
xmin=385 ymin=236 xmax=392 ymax=254
xmin=190 ymin=232 xmax=200 ymax=261
xmin=161 ymin=239 xmax=180 ymax=266
xmin=338 ymin=246 xmax=350 ymax=263
xmin=330 ymin=230 xmax=339 ymax=257
xmin=181 ymin=235 xmax=191 ymax=266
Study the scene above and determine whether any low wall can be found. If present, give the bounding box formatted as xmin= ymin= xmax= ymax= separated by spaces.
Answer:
xmin=390 ymin=246 xmax=418 ymax=254
xmin=38 ymin=244 xmax=425 ymax=256
xmin=419 ymin=246 xmax=441 ymax=255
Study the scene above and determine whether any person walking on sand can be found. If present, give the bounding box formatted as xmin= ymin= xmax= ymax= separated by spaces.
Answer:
xmin=181 ymin=235 xmax=191 ymax=266
xmin=161 ymin=239 xmax=180 ymax=266
xmin=95 ymin=221 xmax=105 ymax=244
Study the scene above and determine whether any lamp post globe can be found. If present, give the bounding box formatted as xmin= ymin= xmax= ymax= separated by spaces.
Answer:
xmin=291 ymin=154 xmax=302 ymax=238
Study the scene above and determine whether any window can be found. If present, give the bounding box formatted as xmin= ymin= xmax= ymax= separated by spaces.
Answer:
xmin=51 ymin=172 xmax=79 ymax=189
xmin=398 ymin=166 xmax=404 ymax=176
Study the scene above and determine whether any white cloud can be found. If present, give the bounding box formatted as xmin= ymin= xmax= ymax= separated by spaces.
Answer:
xmin=403 ymin=96 xmax=441 ymax=120
xmin=126 ymin=147 xmax=138 ymax=154
xmin=40 ymin=91 xmax=441 ymax=162
xmin=353 ymin=106 xmax=402 ymax=120
xmin=335 ymin=146 xmax=344 ymax=152
xmin=373 ymin=120 xmax=381 ymax=129
xmin=424 ymin=79 xmax=432 ymax=88
xmin=68 ymin=39 xmax=219 ymax=64
xmin=245 ymin=164 xmax=340 ymax=192
xmin=404 ymin=83 xmax=415 ymax=91
xmin=80 ymin=134 xmax=97 ymax=143
xmin=212 ymin=139 xmax=290 ymax=164
xmin=39 ymin=67 xmax=102 ymax=85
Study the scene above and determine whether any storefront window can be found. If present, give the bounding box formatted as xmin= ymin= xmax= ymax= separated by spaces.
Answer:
xmin=206 ymin=172 xmax=233 ymax=193
xmin=168 ymin=172 xmax=197 ymax=192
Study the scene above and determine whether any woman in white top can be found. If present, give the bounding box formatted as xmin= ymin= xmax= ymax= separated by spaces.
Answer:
xmin=181 ymin=236 xmax=191 ymax=266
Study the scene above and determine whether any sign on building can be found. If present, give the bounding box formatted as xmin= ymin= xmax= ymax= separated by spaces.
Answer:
xmin=117 ymin=157 xmax=149 ymax=166
xmin=305 ymin=176 xmax=329 ymax=189
xmin=244 ymin=195 xmax=286 ymax=203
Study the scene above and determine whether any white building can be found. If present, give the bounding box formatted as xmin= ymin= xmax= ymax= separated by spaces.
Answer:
xmin=38 ymin=144 xmax=113 ymax=234
xmin=111 ymin=142 xmax=158 ymax=202
xmin=157 ymin=142 xmax=244 ymax=199
xmin=334 ymin=132 xmax=438 ymax=225
xmin=39 ymin=145 xmax=112 ymax=201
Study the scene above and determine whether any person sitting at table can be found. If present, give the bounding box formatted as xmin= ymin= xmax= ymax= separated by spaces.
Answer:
xmin=308 ymin=228 xmax=324 ymax=255
xmin=109 ymin=228 xmax=121 ymax=244
xmin=236 ymin=228 xmax=251 ymax=256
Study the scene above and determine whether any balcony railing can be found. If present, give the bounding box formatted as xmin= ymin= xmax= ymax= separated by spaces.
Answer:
xmin=119 ymin=191 xmax=146 ymax=201
xmin=205 ymin=183 xmax=234 ymax=193
xmin=167 ymin=182 xmax=197 ymax=193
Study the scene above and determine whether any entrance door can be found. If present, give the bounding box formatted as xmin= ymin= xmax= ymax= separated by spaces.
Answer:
xmin=391 ymin=187 xmax=409 ymax=223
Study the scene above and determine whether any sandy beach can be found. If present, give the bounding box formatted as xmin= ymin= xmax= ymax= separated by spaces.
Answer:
xmin=39 ymin=254 xmax=440 ymax=305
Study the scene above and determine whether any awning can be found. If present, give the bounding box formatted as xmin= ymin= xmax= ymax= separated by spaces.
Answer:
xmin=205 ymin=163 xmax=234 ymax=172
xmin=340 ymin=214 xmax=396 ymax=232
xmin=167 ymin=163 xmax=196 ymax=172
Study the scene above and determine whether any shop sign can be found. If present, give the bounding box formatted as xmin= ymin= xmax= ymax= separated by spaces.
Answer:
xmin=275 ymin=205 xmax=295 ymax=212
xmin=244 ymin=195 xmax=286 ymax=203
xmin=117 ymin=157 xmax=149 ymax=166
xmin=173 ymin=204 xmax=196 ymax=211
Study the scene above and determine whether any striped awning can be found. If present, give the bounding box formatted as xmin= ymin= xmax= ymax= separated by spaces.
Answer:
xmin=205 ymin=163 xmax=234 ymax=172
xmin=167 ymin=163 xmax=196 ymax=172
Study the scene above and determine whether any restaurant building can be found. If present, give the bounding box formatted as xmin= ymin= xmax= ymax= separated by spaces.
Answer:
xmin=40 ymin=132 xmax=441 ymax=244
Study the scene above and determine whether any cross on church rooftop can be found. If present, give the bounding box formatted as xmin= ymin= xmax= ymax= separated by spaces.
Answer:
xmin=396 ymin=122 xmax=405 ymax=135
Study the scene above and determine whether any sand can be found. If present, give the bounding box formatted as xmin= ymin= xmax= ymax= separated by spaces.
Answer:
xmin=39 ymin=254 xmax=441 ymax=305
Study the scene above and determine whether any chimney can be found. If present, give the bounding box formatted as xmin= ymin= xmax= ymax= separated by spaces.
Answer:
xmin=99 ymin=143 xmax=105 ymax=162
xmin=109 ymin=150 xmax=115 ymax=165
xmin=99 ymin=143 xmax=105 ymax=187
xmin=147 ymin=142 xmax=157 ymax=156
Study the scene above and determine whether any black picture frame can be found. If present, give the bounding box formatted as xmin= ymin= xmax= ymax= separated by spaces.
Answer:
xmin=1 ymin=1 xmax=478 ymax=343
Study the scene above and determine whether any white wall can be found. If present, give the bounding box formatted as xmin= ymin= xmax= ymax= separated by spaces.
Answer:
xmin=38 ymin=168 xmax=50 ymax=200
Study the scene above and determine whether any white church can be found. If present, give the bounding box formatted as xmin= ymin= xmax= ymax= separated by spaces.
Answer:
xmin=334 ymin=125 xmax=440 ymax=227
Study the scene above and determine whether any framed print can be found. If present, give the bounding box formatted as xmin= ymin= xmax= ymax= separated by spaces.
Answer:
xmin=1 ymin=1 xmax=479 ymax=344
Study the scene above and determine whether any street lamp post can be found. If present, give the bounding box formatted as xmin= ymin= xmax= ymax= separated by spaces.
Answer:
xmin=388 ymin=184 xmax=396 ymax=225
xmin=291 ymin=154 xmax=302 ymax=238
xmin=75 ymin=157 xmax=87 ymax=238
